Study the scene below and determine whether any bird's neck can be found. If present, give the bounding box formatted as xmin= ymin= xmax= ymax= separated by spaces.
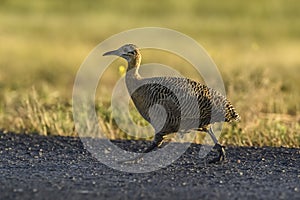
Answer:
xmin=125 ymin=54 xmax=142 ymax=93
xmin=126 ymin=54 xmax=142 ymax=80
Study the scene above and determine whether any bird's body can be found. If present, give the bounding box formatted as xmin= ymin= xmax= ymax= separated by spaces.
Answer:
xmin=103 ymin=44 xmax=240 ymax=163
xmin=128 ymin=76 xmax=239 ymax=133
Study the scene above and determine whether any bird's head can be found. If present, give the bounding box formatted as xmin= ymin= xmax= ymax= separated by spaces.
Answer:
xmin=103 ymin=44 xmax=141 ymax=65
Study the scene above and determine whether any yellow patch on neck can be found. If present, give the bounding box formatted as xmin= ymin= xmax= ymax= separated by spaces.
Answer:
xmin=118 ymin=65 xmax=126 ymax=76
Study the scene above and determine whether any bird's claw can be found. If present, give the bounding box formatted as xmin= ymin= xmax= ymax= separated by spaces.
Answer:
xmin=208 ymin=143 xmax=226 ymax=164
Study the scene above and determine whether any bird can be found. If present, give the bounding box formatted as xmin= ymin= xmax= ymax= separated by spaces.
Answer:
xmin=103 ymin=44 xmax=240 ymax=164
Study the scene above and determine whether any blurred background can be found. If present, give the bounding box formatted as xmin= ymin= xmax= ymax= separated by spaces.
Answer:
xmin=0 ymin=0 xmax=299 ymax=147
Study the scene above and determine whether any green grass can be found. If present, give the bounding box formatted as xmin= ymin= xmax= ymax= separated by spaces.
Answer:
xmin=0 ymin=0 xmax=299 ymax=147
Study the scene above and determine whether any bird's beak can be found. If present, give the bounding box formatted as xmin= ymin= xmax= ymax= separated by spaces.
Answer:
xmin=103 ymin=49 xmax=120 ymax=56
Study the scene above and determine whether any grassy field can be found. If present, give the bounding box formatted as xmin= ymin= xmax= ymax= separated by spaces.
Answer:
xmin=0 ymin=0 xmax=299 ymax=147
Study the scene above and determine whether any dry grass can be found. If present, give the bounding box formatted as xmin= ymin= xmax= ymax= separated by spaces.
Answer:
xmin=0 ymin=0 xmax=299 ymax=147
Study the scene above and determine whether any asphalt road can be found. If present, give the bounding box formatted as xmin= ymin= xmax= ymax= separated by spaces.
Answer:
xmin=0 ymin=132 xmax=299 ymax=200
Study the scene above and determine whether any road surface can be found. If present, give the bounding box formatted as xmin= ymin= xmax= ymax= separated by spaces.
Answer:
xmin=0 ymin=132 xmax=299 ymax=200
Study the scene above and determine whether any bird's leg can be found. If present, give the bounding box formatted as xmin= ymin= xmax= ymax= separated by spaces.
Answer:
xmin=118 ymin=133 xmax=164 ymax=164
xmin=143 ymin=133 xmax=164 ymax=153
xmin=207 ymin=126 xmax=226 ymax=163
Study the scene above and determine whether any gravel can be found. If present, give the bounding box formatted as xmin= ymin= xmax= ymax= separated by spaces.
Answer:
xmin=0 ymin=132 xmax=299 ymax=200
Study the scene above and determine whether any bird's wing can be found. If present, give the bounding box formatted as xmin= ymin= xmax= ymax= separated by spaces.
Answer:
xmin=143 ymin=77 xmax=230 ymax=123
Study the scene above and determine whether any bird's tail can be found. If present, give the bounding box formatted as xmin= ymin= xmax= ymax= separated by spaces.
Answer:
xmin=225 ymin=101 xmax=240 ymax=122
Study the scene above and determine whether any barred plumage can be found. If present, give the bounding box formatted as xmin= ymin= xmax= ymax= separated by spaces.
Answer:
xmin=103 ymin=44 xmax=240 ymax=163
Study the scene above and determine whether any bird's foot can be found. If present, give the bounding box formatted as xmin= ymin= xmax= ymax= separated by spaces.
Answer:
xmin=208 ymin=143 xmax=226 ymax=164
